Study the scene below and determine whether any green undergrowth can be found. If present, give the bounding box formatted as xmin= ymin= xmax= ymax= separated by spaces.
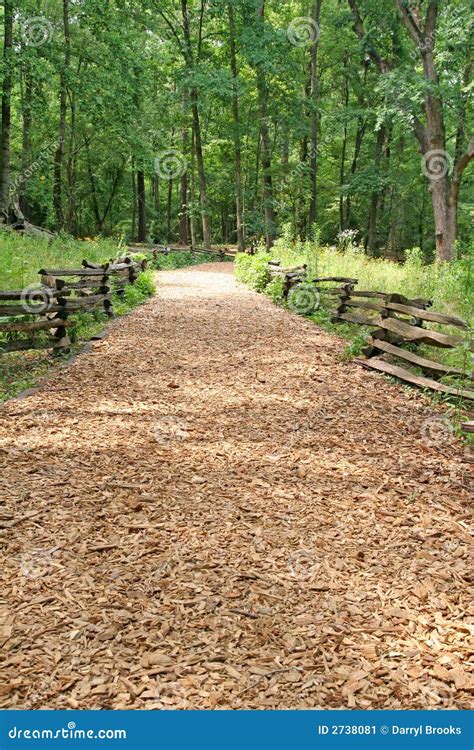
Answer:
xmin=0 ymin=230 xmax=120 ymax=290
xmin=235 ymin=238 xmax=473 ymax=425
xmin=152 ymin=250 xmax=219 ymax=270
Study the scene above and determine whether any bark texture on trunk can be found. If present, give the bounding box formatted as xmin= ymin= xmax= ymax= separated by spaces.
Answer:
xmin=394 ymin=0 xmax=473 ymax=260
xmin=255 ymin=0 xmax=275 ymax=249
xmin=137 ymin=169 xmax=147 ymax=243
xmin=228 ymin=4 xmax=245 ymax=252
xmin=366 ymin=126 xmax=385 ymax=256
xmin=179 ymin=121 xmax=189 ymax=245
xmin=0 ymin=0 xmax=13 ymax=222
xmin=308 ymin=0 xmax=322 ymax=230
xmin=348 ymin=0 xmax=473 ymax=260
xmin=182 ymin=0 xmax=212 ymax=249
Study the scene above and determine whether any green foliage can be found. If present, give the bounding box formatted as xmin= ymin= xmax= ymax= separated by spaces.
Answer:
xmin=0 ymin=0 xmax=472 ymax=259
xmin=0 ymin=230 xmax=119 ymax=290
xmin=265 ymin=275 xmax=284 ymax=304
xmin=152 ymin=251 xmax=217 ymax=270
xmin=235 ymin=252 xmax=272 ymax=290
xmin=269 ymin=239 xmax=473 ymax=327
xmin=0 ymin=231 xmax=157 ymax=401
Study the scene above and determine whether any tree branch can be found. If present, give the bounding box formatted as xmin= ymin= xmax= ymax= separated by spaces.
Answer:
xmin=395 ymin=0 xmax=424 ymax=47
xmin=424 ymin=0 xmax=438 ymax=37
xmin=347 ymin=0 xmax=390 ymax=72
xmin=454 ymin=137 xmax=474 ymax=182
xmin=156 ymin=8 xmax=185 ymax=58
xmin=413 ymin=115 xmax=429 ymax=152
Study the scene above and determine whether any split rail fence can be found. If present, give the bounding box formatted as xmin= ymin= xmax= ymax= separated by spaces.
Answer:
xmin=268 ymin=261 xmax=473 ymax=401
xmin=0 ymin=256 xmax=146 ymax=356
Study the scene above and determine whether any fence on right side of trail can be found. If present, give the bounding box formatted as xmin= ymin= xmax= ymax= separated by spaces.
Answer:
xmin=268 ymin=261 xmax=474 ymax=401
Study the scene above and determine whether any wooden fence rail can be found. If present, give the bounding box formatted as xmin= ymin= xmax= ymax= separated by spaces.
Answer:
xmin=0 ymin=256 xmax=146 ymax=356
xmin=333 ymin=286 xmax=473 ymax=400
xmin=267 ymin=260 xmax=473 ymax=401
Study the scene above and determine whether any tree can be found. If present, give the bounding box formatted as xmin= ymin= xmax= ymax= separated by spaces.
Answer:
xmin=254 ymin=0 xmax=276 ymax=249
xmin=0 ymin=0 xmax=13 ymax=222
xmin=348 ymin=0 xmax=473 ymax=260
xmin=53 ymin=0 xmax=71 ymax=230
xmin=308 ymin=0 xmax=322 ymax=229
xmin=228 ymin=2 xmax=245 ymax=252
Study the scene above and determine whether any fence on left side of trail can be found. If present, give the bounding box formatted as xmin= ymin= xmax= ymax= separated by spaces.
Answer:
xmin=0 ymin=256 xmax=146 ymax=357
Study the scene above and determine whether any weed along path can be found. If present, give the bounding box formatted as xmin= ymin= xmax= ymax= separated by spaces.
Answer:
xmin=0 ymin=262 xmax=471 ymax=710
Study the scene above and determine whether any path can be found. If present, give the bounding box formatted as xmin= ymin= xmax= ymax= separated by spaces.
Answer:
xmin=0 ymin=263 xmax=471 ymax=709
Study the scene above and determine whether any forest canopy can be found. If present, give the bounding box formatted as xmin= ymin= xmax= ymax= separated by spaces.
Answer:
xmin=0 ymin=0 xmax=473 ymax=262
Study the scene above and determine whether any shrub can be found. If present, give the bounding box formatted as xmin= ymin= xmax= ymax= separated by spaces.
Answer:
xmin=235 ymin=252 xmax=272 ymax=291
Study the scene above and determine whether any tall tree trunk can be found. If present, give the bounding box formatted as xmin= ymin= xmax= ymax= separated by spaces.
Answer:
xmin=255 ymin=0 xmax=275 ymax=249
xmin=393 ymin=0 xmax=473 ymax=259
xmin=181 ymin=0 xmax=212 ymax=249
xmin=179 ymin=116 xmax=189 ymax=244
xmin=152 ymin=174 xmax=160 ymax=218
xmin=19 ymin=58 xmax=33 ymax=218
xmin=166 ymin=178 xmax=173 ymax=241
xmin=345 ymin=61 xmax=368 ymax=227
xmin=296 ymin=83 xmax=309 ymax=239
xmin=366 ymin=125 xmax=385 ymax=256
xmin=66 ymin=91 xmax=77 ymax=233
xmin=190 ymin=128 xmax=197 ymax=250
xmin=339 ymin=54 xmax=349 ymax=233
xmin=86 ymin=140 xmax=104 ymax=232
xmin=0 ymin=0 xmax=13 ymax=223
xmin=308 ymin=0 xmax=322 ymax=231
xmin=345 ymin=117 xmax=365 ymax=226
xmin=137 ymin=169 xmax=147 ymax=243
xmin=228 ymin=4 xmax=245 ymax=252
xmin=131 ymin=160 xmax=137 ymax=241
xmin=53 ymin=0 xmax=70 ymax=230
xmin=190 ymin=96 xmax=211 ymax=248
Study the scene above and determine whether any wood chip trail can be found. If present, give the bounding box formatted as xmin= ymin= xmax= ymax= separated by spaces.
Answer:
xmin=0 ymin=263 xmax=472 ymax=709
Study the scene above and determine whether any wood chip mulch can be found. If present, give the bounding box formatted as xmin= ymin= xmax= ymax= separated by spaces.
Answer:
xmin=0 ymin=262 xmax=472 ymax=709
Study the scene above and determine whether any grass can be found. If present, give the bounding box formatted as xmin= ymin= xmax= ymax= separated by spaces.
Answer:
xmin=268 ymin=232 xmax=473 ymax=326
xmin=0 ymin=233 xmax=220 ymax=402
xmin=0 ymin=229 xmax=121 ymax=290
xmin=235 ymin=237 xmax=473 ymax=430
